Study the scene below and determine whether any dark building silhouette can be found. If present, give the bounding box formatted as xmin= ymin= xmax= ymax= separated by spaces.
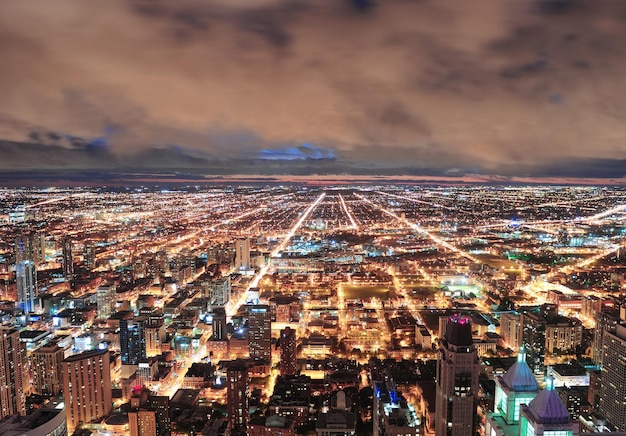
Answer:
xmin=212 ymin=307 xmax=227 ymax=341
xmin=435 ymin=314 xmax=479 ymax=436
xmin=248 ymin=305 xmax=271 ymax=363
xmin=279 ymin=327 xmax=297 ymax=376
xmin=120 ymin=318 xmax=146 ymax=365
xmin=225 ymin=359 xmax=250 ymax=431
xmin=62 ymin=236 xmax=74 ymax=281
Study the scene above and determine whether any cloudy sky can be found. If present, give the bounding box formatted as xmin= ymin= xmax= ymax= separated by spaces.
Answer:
xmin=0 ymin=0 xmax=625 ymax=178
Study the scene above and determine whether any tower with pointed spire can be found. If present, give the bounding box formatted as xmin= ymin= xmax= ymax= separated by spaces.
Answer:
xmin=519 ymin=376 xmax=579 ymax=436
xmin=486 ymin=347 xmax=540 ymax=435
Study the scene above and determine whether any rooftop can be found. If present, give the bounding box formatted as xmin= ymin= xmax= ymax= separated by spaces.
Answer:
xmin=501 ymin=349 xmax=539 ymax=393
xmin=526 ymin=378 xmax=570 ymax=425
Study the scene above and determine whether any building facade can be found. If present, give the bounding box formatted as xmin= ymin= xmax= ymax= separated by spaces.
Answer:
xmin=592 ymin=308 xmax=620 ymax=366
xmin=518 ymin=378 xmax=578 ymax=436
xmin=486 ymin=348 xmax=539 ymax=435
xmin=226 ymin=360 xmax=250 ymax=431
xmin=249 ymin=305 xmax=272 ymax=363
xmin=499 ymin=312 xmax=521 ymax=351
xmin=96 ymin=284 xmax=116 ymax=319
xmin=62 ymin=235 xmax=73 ymax=281
xmin=435 ymin=315 xmax=480 ymax=436
xmin=62 ymin=349 xmax=112 ymax=432
xmin=16 ymin=260 xmax=37 ymax=313
xmin=120 ymin=317 xmax=146 ymax=365
xmin=235 ymin=237 xmax=251 ymax=270
xmin=279 ymin=327 xmax=297 ymax=377
xmin=0 ymin=328 xmax=27 ymax=419
xmin=31 ymin=344 xmax=65 ymax=396
xmin=600 ymin=323 xmax=626 ymax=430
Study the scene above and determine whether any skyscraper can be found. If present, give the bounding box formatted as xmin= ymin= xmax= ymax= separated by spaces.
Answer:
xmin=600 ymin=323 xmax=626 ymax=430
xmin=279 ymin=326 xmax=297 ymax=376
xmin=500 ymin=312 xmax=522 ymax=351
xmin=225 ymin=359 xmax=250 ymax=431
xmin=521 ymin=312 xmax=546 ymax=376
xmin=31 ymin=343 xmax=65 ymax=396
xmin=144 ymin=318 xmax=165 ymax=358
xmin=519 ymin=377 xmax=578 ymax=436
xmin=97 ymin=284 xmax=116 ymax=319
xmin=120 ymin=318 xmax=146 ymax=365
xmin=248 ymin=305 xmax=272 ymax=363
xmin=435 ymin=315 xmax=479 ymax=436
xmin=211 ymin=276 xmax=231 ymax=307
xmin=15 ymin=232 xmax=39 ymax=313
xmin=62 ymin=349 xmax=112 ymax=433
xmin=234 ymin=237 xmax=251 ymax=270
xmin=84 ymin=242 xmax=96 ymax=270
xmin=15 ymin=232 xmax=45 ymax=266
xmin=486 ymin=348 xmax=539 ymax=435
xmin=0 ymin=328 xmax=27 ymax=419
xmin=62 ymin=235 xmax=74 ymax=281
xmin=16 ymin=259 xmax=37 ymax=313
xmin=592 ymin=307 xmax=620 ymax=366
xmin=212 ymin=307 xmax=227 ymax=341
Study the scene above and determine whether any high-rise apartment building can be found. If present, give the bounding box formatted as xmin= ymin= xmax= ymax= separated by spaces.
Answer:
xmin=435 ymin=315 xmax=479 ymax=436
xmin=144 ymin=318 xmax=165 ymax=358
xmin=97 ymin=284 xmax=116 ymax=319
xmin=0 ymin=328 xmax=27 ymax=419
xmin=62 ymin=349 xmax=112 ymax=433
xmin=120 ymin=318 xmax=146 ymax=365
xmin=31 ymin=344 xmax=65 ymax=396
xmin=500 ymin=312 xmax=521 ymax=351
xmin=15 ymin=233 xmax=40 ymax=313
xmin=225 ymin=359 xmax=250 ymax=430
xmin=84 ymin=242 xmax=96 ymax=270
xmin=130 ymin=392 xmax=170 ymax=436
xmin=148 ymin=395 xmax=170 ymax=436
xmin=279 ymin=327 xmax=297 ymax=377
xmin=521 ymin=309 xmax=583 ymax=376
xmin=249 ymin=305 xmax=272 ymax=363
xmin=212 ymin=277 xmax=231 ymax=307
xmin=234 ymin=237 xmax=251 ymax=270
xmin=600 ymin=323 xmax=626 ymax=430
xmin=521 ymin=312 xmax=546 ymax=376
xmin=544 ymin=319 xmax=583 ymax=355
xmin=593 ymin=308 xmax=620 ymax=366
xmin=212 ymin=307 xmax=227 ymax=341
xmin=62 ymin=236 xmax=73 ymax=280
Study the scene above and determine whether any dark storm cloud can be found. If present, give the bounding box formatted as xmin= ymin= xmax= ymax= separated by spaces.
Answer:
xmin=0 ymin=0 xmax=625 ymax=176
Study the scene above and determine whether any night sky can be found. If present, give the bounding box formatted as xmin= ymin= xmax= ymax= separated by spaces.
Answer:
xmin=1 ymin=0 xmax=625 ymax=179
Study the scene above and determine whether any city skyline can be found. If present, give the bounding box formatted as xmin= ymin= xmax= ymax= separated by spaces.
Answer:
xmin=0 ymin=184 xmax=623 ymax=434
xmin=0 ymin=0 xmax=625 ymax=180
xmin=1 ymin=0 xmax=625 ymax=434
